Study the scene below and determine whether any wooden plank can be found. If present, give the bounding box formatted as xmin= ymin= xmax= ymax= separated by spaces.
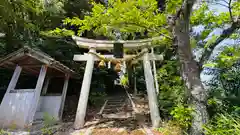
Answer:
xmin=20 ymin=64 xmax=43 ymax=67
xmin=3 ymin=61 xmax=40 ymax=75
xmin=9 ymin=89 xmax=35 ymax=93
xmin=133 ymin=67 xmax=137 ymax=95
xmin=97 ymin=100 xmax=108 ymax=115
xmin=27 ymin=65 xmax=47 ymax=125
xmin=142 ymin=48 xmax=161 ymax=128
xmin=22 ymin=67 xmax=40 ymax=75
xmin=125 ymin=89 xmax=137 ymax=112
xmin=0 ymin=51 xmax=25 ymax=67
xmin=59 ymin=75 xmax=69 ymax=120
xmin=73 ymin=53 xmax=163 ymax=61
xmin=0 ymin=89 xmax=35 ymax=128
xmin=74 ymin=48 xmax=96 ymax=129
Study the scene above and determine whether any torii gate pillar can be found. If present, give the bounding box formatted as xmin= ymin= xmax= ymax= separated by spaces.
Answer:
xmin=74 ymin=47 xmax=96 ymax=129
xmin=142 ymin=48 xmax=161 ymax=128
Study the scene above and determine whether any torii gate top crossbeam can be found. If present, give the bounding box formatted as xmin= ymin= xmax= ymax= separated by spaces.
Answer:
xmin=72 ymin=35 xmax=162 ymax=50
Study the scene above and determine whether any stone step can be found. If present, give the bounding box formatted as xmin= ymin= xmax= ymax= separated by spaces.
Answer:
xmin=108 ymin=100 xmax=125 ymax=104
xmin=104 ymin=108 xmax=121 ymax=111
xmin=102 ymin=108 xmax=119 ymax=111
xmin=101 ymin=94 xmax=134 ymax=119
xmin=106 ymin=103 xmax=123 ymax=105
xmin=103 ymin=107 xmax=133 ymax=113
xmin=108 ymin=98 xmax=125 ymax=100
xmin=106 ymin=104 xmax=124 ymax=106
xmin=102 ymin=112 xmax=133 ymax=119
xmin=107 ymin=104 xmax=123 ymax=106
xmin=104 ymin=105 xmax=132 ymax=109
xmin=105 ymin=105 xmax=123 ymax=107
xmin=106 ymin=104 xmax=123 ymax=107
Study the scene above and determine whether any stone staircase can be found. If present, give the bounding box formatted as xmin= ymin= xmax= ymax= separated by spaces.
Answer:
xmin=100 ymin=94 xmax=134 ymax=119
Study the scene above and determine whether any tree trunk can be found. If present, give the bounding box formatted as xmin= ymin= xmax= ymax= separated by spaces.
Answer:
xmin=174 ymin=21 xmax=208 ymax=135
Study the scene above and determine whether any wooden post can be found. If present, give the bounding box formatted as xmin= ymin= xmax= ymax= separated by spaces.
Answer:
xmin=142 ymin=48 xmax=161 ymax=128
xmin=59 ymin=74 xmax=69 ymax=120
xmin=133 ymin=66 xmax=137 ymax=95
xmin=126 ymin=63 xmax=133 ymax=92
xmin=108 ymin=61 xmax=111 ymax=69
xmin=5 ymin=65 xmax=22 ymax=94
xmin=27 ymin=65 xmax=47 ymax=124
xmin=0 ymin=65 xmax=22 ymax=126
xmin=41 ymin=77 xmax=50 ymax=95
xmin=151 ymin=48 xmax=159 ymax=94
xmin=74 ymin=47 xmax=96 ymax=129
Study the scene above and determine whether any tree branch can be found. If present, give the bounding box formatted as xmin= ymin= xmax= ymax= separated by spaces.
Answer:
xmin=199 ymin=20 xmax=240 ymax=69
xmin=228 ymin=0 xmax=233 ymax=22
xmin=222 ymin=0 xmax=229 ymax=5
xmin=107 ymin=22 xmax=173 ymax=40
xmin=213 ymin=2 xmax=229 ymax=8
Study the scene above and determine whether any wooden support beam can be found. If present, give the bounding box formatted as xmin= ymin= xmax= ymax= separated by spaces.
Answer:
xmin=27 ymin=65 xmax=47 ymax=125
xmin=5 ymin=66 xmax=22 ymax=94
xmin=74 ymin=48 xmax=96 ymax=129
xmin=97 ymin=100 xmax=108 ymax=115
xmin=133 ymin=67 xmax=137 ymax=95
xmin=5 ymin=61 xmax=39 ymax=75
xmin=0 ymin=65 xmax=22 ymax=128
xmin=0 ymin=52 xmax=25 ymax=67
xmin=22 ymin=67 xmax=40 ymax=75
xmin=151 ymin=48 xmax=159 ymax=94
xmin=108 ymin=61 xmax=111 ymax=69
xmin=41 ymin=77 xmax=51 ymax=95
xmin=59 ymin=75 xmax=70 ymax=120
xmin=142 ymin=48 xmax=161 ymax=128
xmin=20 ymin=64 xmax=43 ymax=67
xmin=6 ymin=61 xmax=15 ymax=66
xmin=73 ymin=53 xmax=163 ymax=61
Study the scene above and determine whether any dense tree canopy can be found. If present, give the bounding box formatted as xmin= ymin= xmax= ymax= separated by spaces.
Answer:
xmin=0 ymin=0 xmax=240 ymax=134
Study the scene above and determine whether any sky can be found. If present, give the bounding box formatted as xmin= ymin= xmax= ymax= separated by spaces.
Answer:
xmin=194 ymin=1 xmax=239 ymax=87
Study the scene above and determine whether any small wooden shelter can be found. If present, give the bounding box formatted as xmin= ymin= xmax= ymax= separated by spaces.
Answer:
xmin=0 ymin=46 xmax=76 ymax=128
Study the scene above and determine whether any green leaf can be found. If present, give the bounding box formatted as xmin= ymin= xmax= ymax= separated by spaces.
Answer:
xmin=205 ymin=35 xmax=219 ymax=49
xmin=203 ymin=62 xmax=218 ymax=68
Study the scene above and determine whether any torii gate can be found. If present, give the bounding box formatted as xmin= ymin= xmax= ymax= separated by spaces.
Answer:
xmin=72 ymin=35 xmax=163 ymax=129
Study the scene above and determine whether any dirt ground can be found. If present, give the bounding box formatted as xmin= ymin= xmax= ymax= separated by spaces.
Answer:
xmin=56 ymin=94 xmax=163 ymax=135
xmin=55 ymin=120 xmax=163 ymax=135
